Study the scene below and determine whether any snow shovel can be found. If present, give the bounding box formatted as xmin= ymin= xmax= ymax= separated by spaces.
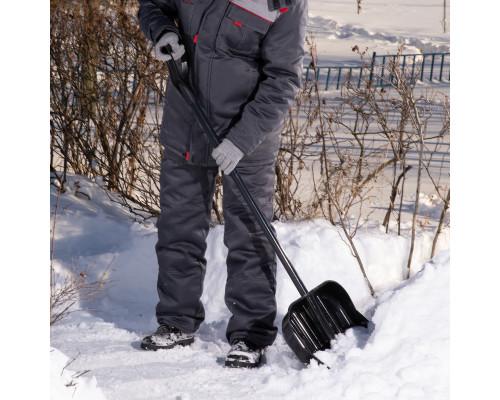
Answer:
xmin=163 ymin=48 xmax=369 ymax=365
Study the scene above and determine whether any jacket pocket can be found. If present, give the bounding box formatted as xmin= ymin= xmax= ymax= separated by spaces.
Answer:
xmin=216 ymin=3 xmax=271 ymax=57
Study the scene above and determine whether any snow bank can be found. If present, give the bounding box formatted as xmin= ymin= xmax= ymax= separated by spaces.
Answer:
xmin=308 ymin=251 xmax=450 ymax=400
xmin=49 ymin=175 xmax=448 ymax=333
xmin=51 ymin=347 xmax=107 ymax=400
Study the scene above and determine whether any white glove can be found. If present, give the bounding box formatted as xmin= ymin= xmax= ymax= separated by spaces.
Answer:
xmin=212 ymin=139 xmax=244 ymax=175
xmin=155 ymin=32 xmax=185 ymax=62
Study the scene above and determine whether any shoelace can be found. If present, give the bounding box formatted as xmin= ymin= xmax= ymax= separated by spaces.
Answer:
xmin=231 ymin=339 xmax=257 ymax=352
xmin=156 ymin=324 xmax=180 ymax=336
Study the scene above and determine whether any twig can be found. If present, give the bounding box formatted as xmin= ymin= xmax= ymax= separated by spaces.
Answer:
xmin=431 ymin=188 xmax=450 ymax=258
xmin=61 ymin=352 xmax=80 ymax=376
xmin=332 ymin=199 xmax=375 ymax=297
xmin=50 ymin=183 xmax=63 ymax=319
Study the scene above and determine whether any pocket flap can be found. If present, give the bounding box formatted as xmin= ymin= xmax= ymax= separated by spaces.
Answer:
xmin=227 ymin=3 xmax=273 ymax=34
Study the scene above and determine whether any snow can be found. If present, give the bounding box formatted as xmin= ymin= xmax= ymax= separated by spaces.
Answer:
xmin=42 ymin=1 xmax=456 ymax=399
xmin=51 ymin=347 xmax=107 ymax=400
xmin=49 ymin=172 xmax=449 ymax=400
xmin=306 ymin=0 xmax=450 ymax=65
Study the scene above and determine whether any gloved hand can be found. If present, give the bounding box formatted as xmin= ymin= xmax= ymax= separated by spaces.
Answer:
xmin=212 ymin=139 xmax=244 ymax=175
xmin=155 ymin=32 xmax=185 ymax=62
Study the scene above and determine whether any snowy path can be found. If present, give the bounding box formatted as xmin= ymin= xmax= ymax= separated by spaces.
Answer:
xmin=51 ymin=249 xmax=450 ymax=400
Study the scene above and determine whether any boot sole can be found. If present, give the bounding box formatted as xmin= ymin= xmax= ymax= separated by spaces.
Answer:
xmin=140 ymin=337 xmax=194 ymax=351
xmin=225 ymin=357 xmax=261 ymax=369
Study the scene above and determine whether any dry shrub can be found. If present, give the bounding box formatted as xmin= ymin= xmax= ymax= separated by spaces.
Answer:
xmin=50 ymin=0 xmax=165 ymax=217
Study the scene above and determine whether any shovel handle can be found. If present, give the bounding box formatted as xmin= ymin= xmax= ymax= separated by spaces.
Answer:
xmin=163 ymin=47 xmax=309 ymax=297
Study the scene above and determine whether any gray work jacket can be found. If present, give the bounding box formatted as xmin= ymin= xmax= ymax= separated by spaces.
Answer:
xmin=138 ymin=0 xmax=307 ymax=165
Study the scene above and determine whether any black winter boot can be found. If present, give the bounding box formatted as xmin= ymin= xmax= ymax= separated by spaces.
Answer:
xmin=141 ymin=324 xmax=194 ymax=351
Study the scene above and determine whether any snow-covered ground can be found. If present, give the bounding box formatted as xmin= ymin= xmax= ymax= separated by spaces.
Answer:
xmin=49 ymin=174 xmax=449 ymax=400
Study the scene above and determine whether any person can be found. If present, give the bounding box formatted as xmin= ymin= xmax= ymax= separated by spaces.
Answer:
xmin=137 ymin=0 xmax=307 ymax=368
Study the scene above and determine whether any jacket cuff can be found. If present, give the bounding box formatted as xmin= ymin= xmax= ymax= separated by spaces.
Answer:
xmin=225 ymin=128 xmax=251 ymax=156
xmin=153 ymin=26 xmax=181 ymax=45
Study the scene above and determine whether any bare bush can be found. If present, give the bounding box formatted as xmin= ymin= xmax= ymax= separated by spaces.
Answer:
xmin=275 ymin=37 xmax=385 ymax=293
xmin=359 ymin=44 xmax=450 ymax=277
xmin=50 ymin=0 xmax=165 ymax=216
xmin=275 ymin=40 xmax=450 ymax=284
xmin=50 ymin=259 xmax=113 ymax=326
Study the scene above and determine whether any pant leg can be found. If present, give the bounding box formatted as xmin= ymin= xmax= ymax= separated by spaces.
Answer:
xmin=155 ymin=157 xmax=218 ymax=333
xmin=222 ymin=161 xmax=278 ymax=347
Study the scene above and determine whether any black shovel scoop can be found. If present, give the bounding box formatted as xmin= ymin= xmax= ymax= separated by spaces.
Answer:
xmin=163 ymin=47 xmax=369 ymax=365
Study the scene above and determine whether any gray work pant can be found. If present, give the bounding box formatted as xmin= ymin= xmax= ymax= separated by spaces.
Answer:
xmin=155 ymin=157 xmax=278 ymax=347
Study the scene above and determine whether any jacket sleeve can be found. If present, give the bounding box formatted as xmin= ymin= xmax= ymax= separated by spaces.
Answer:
xmin=225 ymin=0 xmax=308 ymax=156
xmin=137 ymin=0 xmax=180 ymax=44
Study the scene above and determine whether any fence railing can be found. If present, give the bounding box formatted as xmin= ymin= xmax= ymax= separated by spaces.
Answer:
xmin=120 ymin=52 xmax=450 ymax=106
xmin=304 ymin=52 xmax=450 ymax=91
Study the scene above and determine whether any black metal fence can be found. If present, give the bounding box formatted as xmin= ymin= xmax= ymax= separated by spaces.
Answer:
xmin=304 ymin=52 xmax=450 ymax=91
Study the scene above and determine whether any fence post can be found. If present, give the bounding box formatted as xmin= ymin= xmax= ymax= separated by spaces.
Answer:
xmin=439 ymin=53 xmax=445 ymax=81
xmin=315 ymin=67 xmax=321 ymax=92
xmin=420 ymin=54 xmax=426 ymax=82
xmin=411 ymin=55 xmax=416 ymax=84
xmin=390 ymin=55 xmax=397 ymax=84
xmin=369 ymin=51 xmax=376 ymax=86
xmin=380 ymin=55 xmax=386 ymax=85
xmin=325 ymin=68 xmax=331 ymax=90
xmin=336 ymin=67 xmax=342 ymax=90
xmin=430 ymin=53 xmax=436 ymax=81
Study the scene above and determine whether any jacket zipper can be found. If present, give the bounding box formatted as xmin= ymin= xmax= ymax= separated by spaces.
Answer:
xmin=189 ymin=0 xmax=230 ymax=164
